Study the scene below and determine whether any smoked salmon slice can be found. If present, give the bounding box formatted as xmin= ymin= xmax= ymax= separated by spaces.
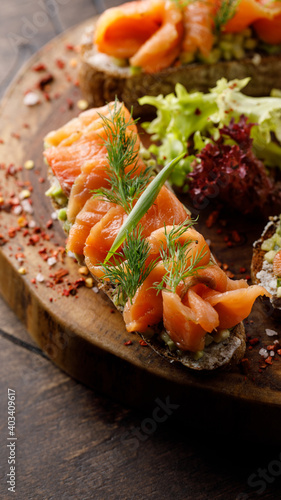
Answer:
xmin=84 ymin=185 xmax=188 ymax=266
xmin=94 ymin=0 xmax=166 ymax=59
xmin=205 ymin=285 xmax=271 ymax=328
xmin=129 ymin=1 xmax=183 ymax=73
xmin=67 ymin=197 xmax=114 ymax=255
xmin=123 ymin=263 xmax=165 ymax=333
xmin=162 ymin=290 xmax=206 ymax=352
xmin=253 ymin=12 xmax=281 ymax=44
xmin=182 ymin=1 xmax=215 ymax=58
xmin=44 ymin=102 xmax=138 ymax=197
xmin=223 ymin=0 xmax=281 ymax=33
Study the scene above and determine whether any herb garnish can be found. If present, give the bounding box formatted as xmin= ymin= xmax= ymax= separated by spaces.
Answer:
xmin=154 ymin=220 xmax=208 ymax=294
xmin=101 ymin=227 xmax=157 ymax=306
xmin=95 ymin=99 xmax=153 ymax=213
xmin=214 ymin=0 xmax=239 ymax=32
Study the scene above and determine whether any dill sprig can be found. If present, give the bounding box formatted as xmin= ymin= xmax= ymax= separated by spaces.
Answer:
xmin=154 ymin=220 xmax=208 ymax=294
xmin=101 ymin=226 xmax=157 ymax=306
xmin=214 ymin=0 xmax=239 ymax=32
xmin=95 ymin=100 xmax=153 ymax=213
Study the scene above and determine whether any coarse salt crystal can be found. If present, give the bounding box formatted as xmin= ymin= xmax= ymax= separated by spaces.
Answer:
xmin=51 ymin=211 xmax=58 ymax=220
xmin=92 ymin=286 xmax=99 ymax=293
xmin=270 ymin=350 xmax=275 ymax=357
xmin=13 ymin=205 xmax=23 ymax=215
xmin=24 ymin=92 xmax=40 ymax=106
xmin=22 ymin=199 xmax=33 ymax=214
xmin=36 ymin=273 xmax=45 ymax=283
xmin=206 ymin=239 xmax=211 ymax=247
xmin=252 ymin=53 xmax=261 ymax=66
xmin=47 ymin=257 xmax=57 ymax=267
xmin=265 ymin=328 xmax=278 ymax=337
xmin=28 ymin=220 xmax=36 ymax=228
xmin=259 ymin=348 xmax=268 ymax=358
xmin=67 ymin=251 xmax=76 ymax=259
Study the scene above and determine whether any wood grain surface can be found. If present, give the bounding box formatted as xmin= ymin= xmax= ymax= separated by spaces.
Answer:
xmin=1 ymin=2 xmax=281 ymax=499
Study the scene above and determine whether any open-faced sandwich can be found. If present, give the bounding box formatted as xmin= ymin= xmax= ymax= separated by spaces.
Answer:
xmin=252 ymin=215 xmax=281 ymax=314
xmin=44 ymin=99 xmax=270 ymax=370
xmin=79 ymin=0 xmax=281 ymax=116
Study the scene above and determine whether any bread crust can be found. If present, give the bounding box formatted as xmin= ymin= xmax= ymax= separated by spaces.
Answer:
xmin=252 ymin=216 xmax=281 ymax=313
xmin=79 ymin=31 xmax=281 ymax=118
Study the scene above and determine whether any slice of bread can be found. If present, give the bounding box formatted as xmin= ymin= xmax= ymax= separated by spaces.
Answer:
xmin=251 ymin=216 xmax=281 ymax=312
xmin=78 ymin=26 xmax=281 ymax=118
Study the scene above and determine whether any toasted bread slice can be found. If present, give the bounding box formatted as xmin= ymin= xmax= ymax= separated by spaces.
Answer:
xmin=79 ymin=27 xmax=281 ymax=118
xmin=252 ymin=215 xmax=281 ymax=312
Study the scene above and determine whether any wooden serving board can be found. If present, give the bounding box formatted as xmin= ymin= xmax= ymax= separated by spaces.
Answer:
xmin=1 ymin=18 xmax=281 ymax=442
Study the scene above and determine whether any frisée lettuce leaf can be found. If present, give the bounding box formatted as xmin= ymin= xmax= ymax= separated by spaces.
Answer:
xmin=139 ymin=78 xmax=281 ymax=187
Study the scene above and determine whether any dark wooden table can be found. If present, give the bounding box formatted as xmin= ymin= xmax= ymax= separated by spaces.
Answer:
xmin=1 ymin=2 xmax=281 ymax=499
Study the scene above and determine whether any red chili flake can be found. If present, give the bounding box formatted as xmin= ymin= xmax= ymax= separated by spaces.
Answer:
xmin=67 ymin=98 xmax=74 ymax=110
xmin=32 ymin=62 xmax=47 ymax=72
xmin=227 ymin=241 xmax=233 ymax=248
xmin=11 ymin=132 xmax=20 ymax=140
xmin=232 ymin=230 xmax=241 ymax=243
xmin=194 ymin=108 xmax=201 ymax=115
xmin=49 ymin=297 xmax=53 ymax=302
xmin=43 ymin=92 xmax=51 ymax=102
xmin=224 ymin=236 xmax=229 ymax=242
xmin=37 ymin=73 xmax=54 ymax=90
xmin=23 ymin=123 xmax=30 ymax=128
xmin=277 ymin=349 xmax=281 ymax=356
xmin=248 ymin=346 xmax=253 ymax=351
xmin=56 ymin=59 xmax=65 ymax=69
xmin=240 ymin=358 xmax=250 ymax=374
xmin=124 ymin=340 xmax=133 ymax=346
xmin=110 ymin=309 xmax=115 ymax=314
xmin=28 ymin=235 xmax=40 ymax=245
xmin=0 ymin=139 xmax=4 ymax=144
xmin=249 ymin=338 xmax=259 ymax=346
xmin=50 ymin=268 xmax=69 ymax=284
xmin=65 ymin=43 xmax=74 ymax=51
xmin=205 ymin=209 xmax=220 ymax=228
xmin=38 ymin=177 xmax=45 ymax=183
xmin=74 ymin=278 xmax=85 ymax=288
xmin=222 ymin=263 xmax=228 ymax=271
xmin=267 ymin=344 xmax=276 ymax=351
xmin=74 ymin=80 xmax=80 ymax=87
xmin=265 ymin=356 xmax=273 ymax=365
xmin=8 ymin=227 xmax=17 ymax=238
xmin=246 ymin=275 xmax=251 ymax=280
xmin=0 ymin=235 xmax=7 ymax=246
xmin=46 ymin=219 xmax=53 ymax=229
xmin=66 ymin=74 xmax=72 ymax=83
xmin=30 ymin=278 xmax=36 ymax=284
xmin=239 ymin=267 xmax=246 ymax=274
xmin=139 ymin=340 xmax=148 ymax=347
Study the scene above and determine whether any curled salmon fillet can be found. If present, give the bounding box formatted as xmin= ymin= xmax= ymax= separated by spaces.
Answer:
xmin=94 ymin=0 xmax=184 ymax=73
xmin=253 ymin=12 xmax=281 ymax=44
xmin=223 ymin=0 xmax=281 ymax=33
